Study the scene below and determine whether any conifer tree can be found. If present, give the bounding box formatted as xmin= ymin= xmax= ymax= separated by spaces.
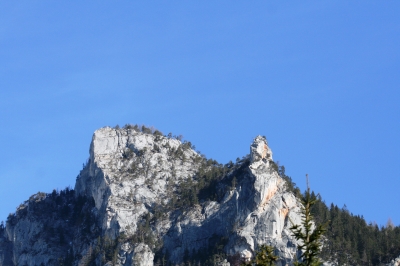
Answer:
xmin=290 ymin=175 xmax=328 ymax=266
xmin=244 ymin=245 xmax=278 ymax=266
xmin=254 ymin=245 xmax=278 ymax=266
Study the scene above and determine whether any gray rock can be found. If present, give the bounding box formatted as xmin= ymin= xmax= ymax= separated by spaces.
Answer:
xmin=0 ymin=128 xmax=305 ymax=266
xmin=131 ymin=243 xmax=154 ymax=266
xmin=388 ymin=255 xmax=400 ymax=266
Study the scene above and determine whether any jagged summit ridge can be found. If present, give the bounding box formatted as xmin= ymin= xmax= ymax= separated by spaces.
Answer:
xmin=1 ymin=126 xmax=303 ymax=266
xmin=74 ymin=127 xmax=303 ymax=264
xmin=250 ymin=135 xmax=273 ymax=164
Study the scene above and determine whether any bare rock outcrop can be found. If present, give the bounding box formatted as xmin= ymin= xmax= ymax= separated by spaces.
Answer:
xmin=0 ymin=127 xmax=304 ymax=266
xmin=388 ymin=256 xmax=400 ymax=266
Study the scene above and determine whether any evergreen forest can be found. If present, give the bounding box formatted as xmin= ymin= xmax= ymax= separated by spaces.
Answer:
xmin=279 ymin=166 xmax=400 ymax=266
xmin=1 ymin=125 xmax=399 ymax=265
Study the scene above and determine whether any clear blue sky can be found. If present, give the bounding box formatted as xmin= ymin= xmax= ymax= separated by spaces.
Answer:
xmin=1 ymin=1 xmax=399 ymax=227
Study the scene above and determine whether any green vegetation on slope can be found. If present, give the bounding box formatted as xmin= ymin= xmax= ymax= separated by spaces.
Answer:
xmin=279 ymin=167 xmax=400 ymax=265
xmin=311 ymin=195 xmax=400 ymax=265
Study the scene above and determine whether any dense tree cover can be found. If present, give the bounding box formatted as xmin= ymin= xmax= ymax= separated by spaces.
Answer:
xmin=3 ymin=188 xmax=101 ymax=266
xmin=154 ymin=233 xmax=229 ymax=266
xmin=310 ymin=195 xmax=400 ymax=265
xmin=243 ymin=245 xmax=278 ymax=266
xmin=290 ymin=176 xmax=327 ymax=266
xmin=79 ymin=236 xmax=121 ymax=266
xmin=161 ymin=156 xmax=249 ymax=212
xmin=277 ymin=168 xmax=400 ymax=265
xmin=274 ymin=163 xmax=302 ymax=198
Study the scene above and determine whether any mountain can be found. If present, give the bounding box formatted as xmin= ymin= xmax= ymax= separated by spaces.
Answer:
xmin=0 ymin=125 xmax=399 ymax=266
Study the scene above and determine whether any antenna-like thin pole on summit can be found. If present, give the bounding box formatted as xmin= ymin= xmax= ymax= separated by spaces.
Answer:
xmin=306 ymin=174 xmax=309 ymax=190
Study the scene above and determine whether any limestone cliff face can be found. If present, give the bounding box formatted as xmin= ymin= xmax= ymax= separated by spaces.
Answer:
xmin=0 ymin=126 xmax=304 ymax=266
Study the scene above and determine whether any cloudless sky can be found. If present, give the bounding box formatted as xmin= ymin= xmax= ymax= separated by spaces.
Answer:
xmin=1 ymin=1 xmax=399 ymax=227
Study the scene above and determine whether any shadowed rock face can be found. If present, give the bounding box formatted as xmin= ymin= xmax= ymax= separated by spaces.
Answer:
xmin=0 ymin=127 xmax=304 ymax=266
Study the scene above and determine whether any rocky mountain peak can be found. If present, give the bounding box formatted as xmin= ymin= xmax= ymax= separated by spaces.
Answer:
xmin=0 ymin=126 xmax=305 ymax=266
xmin=250 ymin=135 xmax=272 ymax=168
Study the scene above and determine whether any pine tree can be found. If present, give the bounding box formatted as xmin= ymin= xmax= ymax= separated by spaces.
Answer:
xmin=254 ymin=245 xmax=278 ymax=266
xmin=290 ymin=175 xmax=328 ymax=266
xmin=243 ymin=245 xmax=278 ymax=266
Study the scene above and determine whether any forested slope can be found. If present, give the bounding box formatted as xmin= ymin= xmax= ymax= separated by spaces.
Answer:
xmin=279 ymin=165 xmax=400 ymax=265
